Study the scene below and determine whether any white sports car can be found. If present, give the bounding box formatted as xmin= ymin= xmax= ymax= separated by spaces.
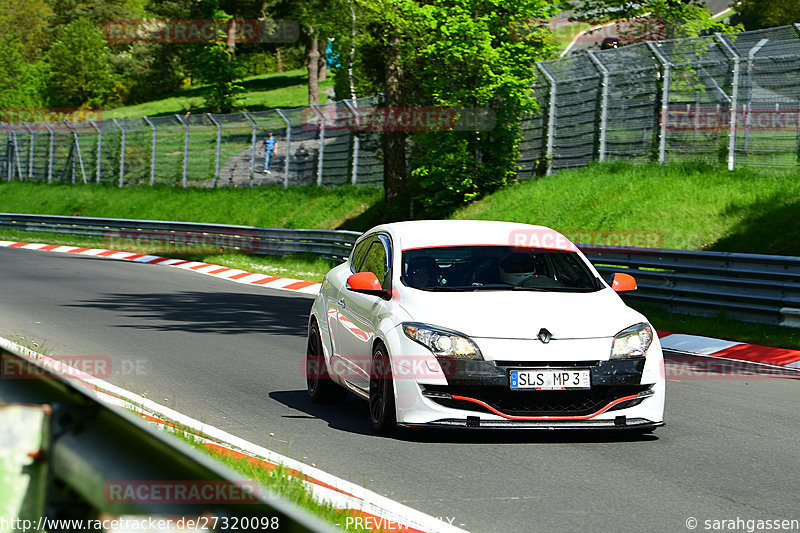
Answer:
xmin=305 ymin=220 xmax=665 ymax=434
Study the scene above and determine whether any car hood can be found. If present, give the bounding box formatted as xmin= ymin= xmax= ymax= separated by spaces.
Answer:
xmin=396 ymin=287 xmax=644 ymax=340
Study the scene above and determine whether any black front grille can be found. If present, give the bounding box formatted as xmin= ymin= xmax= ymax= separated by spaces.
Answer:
xmin=424 ymin=384 xmax=650 ymax=417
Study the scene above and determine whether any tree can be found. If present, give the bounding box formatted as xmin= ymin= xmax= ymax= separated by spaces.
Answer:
xmin=45 ymin=18 xmax=116 ymax=107
xmin=0 ymin=0 xmax=52 ymax=61
xmin=734 ymin=0 xmax=800 ymax=31
xmin=564 ymin=0 xmax=740 ymax=41
xmin=0 ymin=36 xmax=49 ymax=112
xmin=328 ymin=0 xmax=559 ymax=217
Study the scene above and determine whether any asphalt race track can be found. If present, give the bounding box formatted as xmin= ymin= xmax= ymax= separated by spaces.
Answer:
xmin=1 ymin=247 xmax=798 ymax=532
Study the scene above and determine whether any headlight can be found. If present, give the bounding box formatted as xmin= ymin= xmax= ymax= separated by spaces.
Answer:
xmin=402 ymin=323 xmax=483 ymax=360
xmin=611 ymin=323 xmax=653 ymax=359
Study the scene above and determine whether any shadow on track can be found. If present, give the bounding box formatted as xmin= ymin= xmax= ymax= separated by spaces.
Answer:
xmin=65 ymin=290 xmax=312 ymax=335
xmin=269 ymin=389 xmax=659 ymax=444
xmin=269 ymin=390 xmax=375 ymax=436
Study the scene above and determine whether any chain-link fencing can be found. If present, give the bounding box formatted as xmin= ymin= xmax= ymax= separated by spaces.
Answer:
xmin=0 ymin=97 xmax=383 ymax=188
xmin=523 ymin=24 xmax=800 ymax=175
xmin=1 ymin=26 xmax=799 ymax=187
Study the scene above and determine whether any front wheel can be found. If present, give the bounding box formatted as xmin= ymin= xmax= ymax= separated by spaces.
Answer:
xmin=306 ymin=322 xmax=346 ymax=404
xmin=369 ymin=344 xmax=397 ymax=435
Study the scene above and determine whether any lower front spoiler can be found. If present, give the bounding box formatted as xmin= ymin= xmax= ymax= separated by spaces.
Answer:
xmin=399 ymin=418 xmax=665 ymax=431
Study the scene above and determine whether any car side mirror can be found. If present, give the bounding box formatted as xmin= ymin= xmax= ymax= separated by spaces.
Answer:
xmin=611 ymin=272 xmax=637 ymax=292
xmin=347 ymin=272 xmax=390 ymax=299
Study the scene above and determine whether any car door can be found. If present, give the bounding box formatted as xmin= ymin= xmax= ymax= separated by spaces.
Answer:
xmin=335 ymin=234 xmax=392 ymax=392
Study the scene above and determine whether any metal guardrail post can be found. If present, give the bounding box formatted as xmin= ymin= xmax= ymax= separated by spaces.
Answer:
xmin=43 ymin=123 xmax=54 ymax=184
xmin=89 ymin=120 xmax=102 ymax=183
xmin=143 ymin=116 xmax=157 ymax=186
xmin=242 ymin=112 xmax=257 ymax=187
xmin=537 ymin=63 xmax=557 ymax=176
xmin=64 ymin=120 xmax=87 ymax=184
xmin=647 ymin=42 xmax=671 ymax=165
xmin=586 ymin=51 xmax=609 ymax=162
xmin=176 ymin=114 xmax=189 ymax=188
xmin=207 ymin=114 xmax=222 ymax=188
xmin=744 ymin=38 xmax=769 ymax=153
xmin=714 ymin=33 xmax=741 ymax=171
xmin=22 ymin=123 xmax=34 ymax=179
xmin=310 ymin=105 xmax=325 ymax=186
xmin=112 ymin=119 xmax=126 ymax=188
xmin=344 ymin=99 xmax=361 ymax=185
xmin=275 ymin=109 xmax=291 ymax=188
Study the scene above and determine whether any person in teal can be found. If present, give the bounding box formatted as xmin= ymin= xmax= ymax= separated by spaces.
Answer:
xmin=264 ymin=132 xmax=276 ymax=173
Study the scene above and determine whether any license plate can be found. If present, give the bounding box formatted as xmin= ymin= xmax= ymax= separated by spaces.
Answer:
xmin=509 ymin=369 xmax=591 ymax=390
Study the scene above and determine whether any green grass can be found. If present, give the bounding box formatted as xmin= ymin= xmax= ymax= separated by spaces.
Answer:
xmin=455 ymin=160 xmax=800 ymax=256
xmin=633 ymin=302 xmax=800 ymax=350
xmin=0 ymin=181 xmax=381 ymax=230
xmin=168 ymin=430 xmax=374 ymax=532
xmin=105 ymin=69 xmax=335 ymax=119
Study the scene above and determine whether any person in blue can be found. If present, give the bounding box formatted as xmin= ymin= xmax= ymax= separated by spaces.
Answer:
xmin=264 ymin=132 xmax=276 ymax=173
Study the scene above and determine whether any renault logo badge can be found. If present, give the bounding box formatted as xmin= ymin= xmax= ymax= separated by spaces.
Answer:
xmin=537 ymin=328 xmax=552 ymax=344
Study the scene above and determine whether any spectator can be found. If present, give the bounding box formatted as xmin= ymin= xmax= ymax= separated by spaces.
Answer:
xmin=264 ymin=132 xmax=276 ymax=173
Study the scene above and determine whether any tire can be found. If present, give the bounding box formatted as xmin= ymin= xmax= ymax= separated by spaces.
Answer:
xmin=369 ymin=343 xmax=397 ymax=435
xmin=306 ymin=322 xmax=346 ymax=404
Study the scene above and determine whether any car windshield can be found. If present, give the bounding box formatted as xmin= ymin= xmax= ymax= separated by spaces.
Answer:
xmin=401 ymin=246 xmax=602 ymax=292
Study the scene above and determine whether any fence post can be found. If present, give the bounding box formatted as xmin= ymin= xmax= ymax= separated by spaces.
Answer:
xmin=207 ymin=114 xmax=222 ymax=188
xmin=587 ymin=51 xmax=609 ymax=162
xmin=175 ymin=114 xmax=189 ymax=188
xmin=143 ymin=117 xmax=157 ymax=186
xmin=43 ymin=123 xmax=54 ymax=184
xmin=89 ymin=120 xmax=102 ymax=183
xmin=1 ymin=124 xmax=10 ymax=181
xmin=343 ymin=99 xmax=361 ymax=185
xmin=22 ymin=123 xmax=34 ymax=179
xmin=63 ymin=120 xmax=87 ymax=184
xmin=714 ymin=33 xmax=741 ymax=171
xmin=647 ymin=42 xmax=671 ymax=165
xmin=112 ymin=119 xmax=125 ymax=188
xmin=537 ymin=63 xmax=557 ymax=176
xmin=8 ymin=127 xmax=23 ymax=181
xmin=275 ymin=109 xmax=291 ymax=188
xmin=744 ymin=38 xmax=769 ymax=153
xmin=311 ymin=105 xmax=325 ymax=186
xmin=242 ymin=112 xmax=257 ymax=187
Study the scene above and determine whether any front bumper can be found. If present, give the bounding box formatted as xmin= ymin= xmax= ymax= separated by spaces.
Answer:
xmin=393 ymin=353 xmax=665 ymax=428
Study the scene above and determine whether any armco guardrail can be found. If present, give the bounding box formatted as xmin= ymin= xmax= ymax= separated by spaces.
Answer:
xmin=0 ymin=338 xmax=339 ymax=531
xmin=583 ymin=245 xmax=800 ymax=328
xmin=2 ymin=212 xmax=799 ymax=327
xmin=0 ymin=213 xmax=362 ymax=261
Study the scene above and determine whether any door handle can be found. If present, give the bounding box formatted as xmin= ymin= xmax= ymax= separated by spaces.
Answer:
xmin=337 ymin=298 xmax=346 ymax=308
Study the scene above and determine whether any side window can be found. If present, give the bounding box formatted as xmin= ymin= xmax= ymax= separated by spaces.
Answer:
xmin=349 ymin=237 xmax=373 ymax=273
xmin=359 ymin=240 xmax=390 ymax=290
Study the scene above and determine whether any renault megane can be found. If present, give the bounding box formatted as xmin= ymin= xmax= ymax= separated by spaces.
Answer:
xmin=305 ymin=220 xmax=665 ymax=434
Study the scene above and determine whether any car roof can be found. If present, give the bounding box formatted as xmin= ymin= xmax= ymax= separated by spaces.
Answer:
xmin=366 ymin=220 xmax=578 ymax=252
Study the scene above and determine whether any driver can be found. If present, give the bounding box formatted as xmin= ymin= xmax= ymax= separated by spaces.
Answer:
xmin=499 ymin=253 xmax=544 ymax=286
xmin=406 ymin=256 xmax=439 ymax=288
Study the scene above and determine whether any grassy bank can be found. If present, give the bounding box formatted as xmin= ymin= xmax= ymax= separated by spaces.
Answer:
xmin=105 ymin=69 xmax=334 ymax=119
xmin=0 ymin=181 xmax=381 ymax=230
xmin=455 ymin=161 xmax=800 ymax=256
